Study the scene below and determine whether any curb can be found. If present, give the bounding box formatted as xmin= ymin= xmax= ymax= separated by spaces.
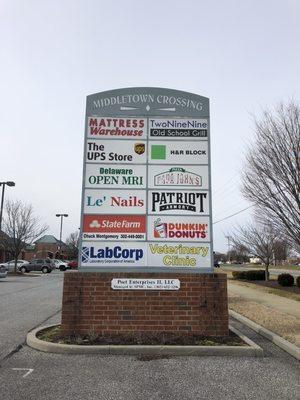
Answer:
xmin=229 ymin=310 xmax=300 ymax=361
xmin=26 ymin=324 xmax=263 ymax=357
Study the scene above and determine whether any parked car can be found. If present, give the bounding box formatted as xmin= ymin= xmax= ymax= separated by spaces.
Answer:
xmin=0 ymin=259 xmax=29 ymax=272
xmin=19 ymin=258 xmax=55 ymax=274
xmin=0 ymin=265 xmax=8 ymax=279
xmin=53 ymin=259 xmax=69 ymax=271
xmin=67 ymin=260 xmax=78 ymax=269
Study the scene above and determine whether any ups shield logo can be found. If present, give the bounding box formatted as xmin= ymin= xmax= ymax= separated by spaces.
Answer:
xmin=134 ymin=143 xmax=145 ymax=155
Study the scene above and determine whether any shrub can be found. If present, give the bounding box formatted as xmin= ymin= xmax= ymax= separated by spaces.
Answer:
xmin=296 ymin=276 xmax=300 ymax=288
xmin=278 ymin=273 xmax=294 ymax=287
xmin=232 ymin=270 xmax=265 ymax=280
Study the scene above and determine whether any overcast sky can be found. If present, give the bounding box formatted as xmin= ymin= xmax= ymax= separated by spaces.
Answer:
xmin=0 ymin=0 xmax=299 ymax=252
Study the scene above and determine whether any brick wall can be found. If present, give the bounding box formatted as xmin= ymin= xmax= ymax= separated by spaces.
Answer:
xmin=61 ymin=272 xmax=228 ymax=337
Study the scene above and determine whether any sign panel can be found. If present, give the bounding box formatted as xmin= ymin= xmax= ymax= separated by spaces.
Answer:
xmin=84 ymin=189 xmax=146 ymax=214
xmin=148 ymin=190 xmax=209 ymax=215
xmin=148 ymin=242 xmax=211 ymax=269
xmin=148 ymin=165 xmax=209 ymax=189
xmin=79 ymin=88 xmax=213 ymax=273
xmin=87 ymin=117 xmax=147 ymax=139
xmin=111 ymin=278 xmax=180 ymax=290
xmin=81 ymin=242 xmax=147 ymax=267
xmin=149 ymin=118 xmax=208 ymax=139
xmin=85 ymin=164 xmax=147 ymax=189
xmin=83 ymin=215 xmax=146 ymax=241
xmin=148 ymin=215 xmax=210 ymax=242
xmin=148 ymin=141 xmax=208 ymax=164
xmin=86 ymin=140 xmax=147 ymax=164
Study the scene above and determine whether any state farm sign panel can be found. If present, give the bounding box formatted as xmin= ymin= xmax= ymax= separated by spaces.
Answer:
xmin=79 ymin=88 xmax=213 ymax=273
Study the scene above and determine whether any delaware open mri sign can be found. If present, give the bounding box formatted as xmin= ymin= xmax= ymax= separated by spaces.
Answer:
xmin=79 ymin=88 xmax=213 ymax=273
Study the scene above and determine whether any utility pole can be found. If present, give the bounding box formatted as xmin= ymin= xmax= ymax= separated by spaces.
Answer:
xmin=0 ymin=181 xmax=15 ymax=232
xmin=225 ymin=236 xmax=231 ymax=263
xmin=56 ymin=214 xmax=68 ymax=255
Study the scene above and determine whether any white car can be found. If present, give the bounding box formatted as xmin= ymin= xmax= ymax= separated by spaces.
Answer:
xmin=0 ymin=265 xmax=8 ymax=278
xmin=53 ymin=259 xmax=69 ymax=271
xmin=0 ymin=260 xmax=29 ymax=272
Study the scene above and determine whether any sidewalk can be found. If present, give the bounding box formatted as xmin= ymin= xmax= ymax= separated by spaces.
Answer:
xmin=228 ymin=280 xmax=300 ymax=346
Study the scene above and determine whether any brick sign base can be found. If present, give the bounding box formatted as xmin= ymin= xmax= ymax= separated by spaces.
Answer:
xmin=61 ymin=272 xmax=228 ymax=337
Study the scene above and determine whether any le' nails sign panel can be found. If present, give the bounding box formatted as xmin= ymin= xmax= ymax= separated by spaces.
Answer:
xmin=78 ymin=88 xmax=213 ymax=273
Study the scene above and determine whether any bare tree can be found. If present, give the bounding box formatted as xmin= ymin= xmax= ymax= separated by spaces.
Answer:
xmin=3 ymin=200 xmax=48 ymax=273
xmin=242 ymin=102 xmax=300 ymax=250
xmin=65 ymin=230 xmax=79 ymax=260
xmin=230 ymin=222 xmax=278 ymax=280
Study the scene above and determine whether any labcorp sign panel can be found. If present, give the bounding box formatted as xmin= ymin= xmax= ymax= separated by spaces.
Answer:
xmin=81 ymin=242 xmax=147 ymax=267
xmin=79 ymin=88 xmax=213 ymax=273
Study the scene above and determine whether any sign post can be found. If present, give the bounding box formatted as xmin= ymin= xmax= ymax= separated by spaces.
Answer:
xmin=60 ymin=88 xmax=228 ymax=339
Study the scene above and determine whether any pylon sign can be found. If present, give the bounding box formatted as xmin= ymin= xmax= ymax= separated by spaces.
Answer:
xmin=79 ymin=88 xmax=213 ymax=273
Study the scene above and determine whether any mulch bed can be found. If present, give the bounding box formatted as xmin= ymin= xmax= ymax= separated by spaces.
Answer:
xmin=37 ymin=326 xmax=245 ymax=346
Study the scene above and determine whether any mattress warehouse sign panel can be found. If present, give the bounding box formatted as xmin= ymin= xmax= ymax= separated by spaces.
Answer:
xmin=79 ymin=88 xmax=213 ymax=273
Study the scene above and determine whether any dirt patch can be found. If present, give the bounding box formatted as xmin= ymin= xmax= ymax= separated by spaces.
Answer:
xmin=37 ymin=325 xmax=245 ymax=346
xmin=229 ymin=296 xmax=300 ymax=346
xmin=253 ymin=280 xmax=300 ymax=294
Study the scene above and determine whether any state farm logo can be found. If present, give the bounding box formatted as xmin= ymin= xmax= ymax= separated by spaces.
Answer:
xmin=88 ymin=117 xmax=146 ymax=138
xmin=153 ymin=218 xmax=208 ymax=239
xmin=151 ymin=192 xmax=207 ymax=212
xmin=154 ymin=168 xmax=202 ymax=187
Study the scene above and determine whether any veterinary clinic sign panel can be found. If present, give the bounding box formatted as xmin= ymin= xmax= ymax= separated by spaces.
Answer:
xmin=79 ymin=88 xmax=213 ymax=273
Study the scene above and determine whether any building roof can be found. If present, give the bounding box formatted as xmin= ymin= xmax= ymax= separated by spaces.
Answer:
xmin=35 ymin=235 xmax=59 ymax=244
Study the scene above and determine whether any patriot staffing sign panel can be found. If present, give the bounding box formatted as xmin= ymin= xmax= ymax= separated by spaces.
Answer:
xmin=79 ymin=87 xmax=213 ymax=273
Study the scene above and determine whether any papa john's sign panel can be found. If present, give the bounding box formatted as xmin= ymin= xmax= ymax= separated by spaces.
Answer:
xmin=148 ymin=141 xmax=208 ymax=164
xmin=81 ymin=242 xmax=147 ymax=267
xmin=82 ymin=215 xmax=146 ymax=241
xmin=148 ymin=165 xmax=209 ymax=189
xmin=148 ymin=190 xmax=209 ymax=215
xmin=84 ymin=189 xmax=146 ymax=214
xmin=85 ymin=164 xmax=147 ymax=189
xmin=148 ymin=215 xmax=210 ymax=242
xmin=86 ymin=140 xmax=146 ymax=164
xmin=148 ymin=242 xmax=211 ymax=269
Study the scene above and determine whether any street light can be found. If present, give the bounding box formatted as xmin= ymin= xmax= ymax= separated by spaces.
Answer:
xmin=56 ymin=214 xmax=68 ymax=252
xmin=0 ymin=181 xmax=15 ymax=232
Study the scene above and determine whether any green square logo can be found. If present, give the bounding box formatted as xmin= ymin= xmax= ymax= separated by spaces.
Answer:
xmin=151 ymin=145 xmax=166 ymax=160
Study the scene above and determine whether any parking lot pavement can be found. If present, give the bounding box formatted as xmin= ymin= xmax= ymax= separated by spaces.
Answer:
xmin=0 ymin=272 xmax=63 ymax=360
xmin=0 ymin=318 xmax=299 ymax=400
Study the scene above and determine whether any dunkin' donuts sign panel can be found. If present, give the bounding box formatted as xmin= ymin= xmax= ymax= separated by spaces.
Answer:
xmin=148 ymin=165 xmax=209 ymax=189
xmin=148 ymin=216 xmax=210 ymax=242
